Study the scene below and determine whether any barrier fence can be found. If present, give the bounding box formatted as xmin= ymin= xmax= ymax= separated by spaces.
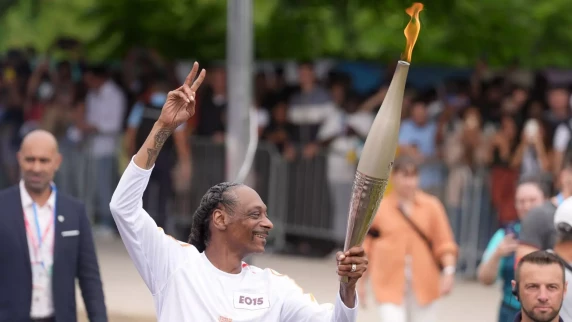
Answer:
xmin=0 ymin=134 xmax=500 ymax=278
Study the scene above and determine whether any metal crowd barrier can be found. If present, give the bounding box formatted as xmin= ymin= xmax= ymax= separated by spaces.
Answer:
xmin=0 ymin=128 xmax=499 ymax=272
xmin=55 ymin=135 xmax=124 ymax=224
xmin=56 ymin=137 xmax=96 ymax=218
xmin=446 ymin=165 xmax=498 ymax=279
xmin=283 ymin=152 xmax=333 ymax=239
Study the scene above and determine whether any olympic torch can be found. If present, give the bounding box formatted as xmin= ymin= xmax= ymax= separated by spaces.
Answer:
xmin=341 ymin=3 xmax=424 ymax=283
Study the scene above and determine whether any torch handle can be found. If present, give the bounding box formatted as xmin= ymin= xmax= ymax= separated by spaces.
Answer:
xmin=340 ymin=172 xmax=389 ymax=284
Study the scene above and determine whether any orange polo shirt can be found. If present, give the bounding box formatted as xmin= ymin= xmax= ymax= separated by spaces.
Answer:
xmin=363 ymin=190 xmax=458 ymax=306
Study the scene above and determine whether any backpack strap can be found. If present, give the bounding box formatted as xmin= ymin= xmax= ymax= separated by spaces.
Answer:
xmin=547 ymin=249 xmax=572 ymax=272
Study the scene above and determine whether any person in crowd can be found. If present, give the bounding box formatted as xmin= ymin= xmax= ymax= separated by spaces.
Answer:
xmin=359 ymin=155 xmax=458 ymax=322
xmin=124 ymin=76 xmax=191 ymax=231
xmin=0 ymin=129 xmax=107 ymax=322
xmin=192 ymin=64 xmax=226 ymax=143
xmin=545 ymin=85 xmax=572 ymax=171
xmin=441 ymin=107 xmax=492 ymax=242
xmin=287 ymin=61 xmax=336 ymax=159
xmin=398 ymin=99 xmax=443 ymax=198
xmin=511 ymin=251 xmax=567 ymax=322
xmin=516 ymin=159 xmax=572 ymax=262
xmin=549 ymin=196 xmax=572 ymax=321
xmin=489 ymin=114 xmax=521 ymax=224
xmin=511 ymin=118 xmax=550 ymax=178
xmin=262 ymin=101 xmax=298 ymax=161
xmin=316 ymin=78 xmax=374 ymax=247
xmin=551 ymin=86 xmax=572 ymax=175
xmin=83 ymin=64 xmax=127 ymax=237
xmin=478 ymin=176 xmax=548 ymax=322
xmin=500 ymin=86 xmax=529 ymax=127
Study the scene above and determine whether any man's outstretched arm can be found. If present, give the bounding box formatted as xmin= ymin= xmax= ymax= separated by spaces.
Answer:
xmin=110 ymin=62 xmax=206 ymax=294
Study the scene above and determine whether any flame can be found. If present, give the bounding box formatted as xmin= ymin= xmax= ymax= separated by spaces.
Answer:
xmin=402 ymin=2 xmax=424 ymax=63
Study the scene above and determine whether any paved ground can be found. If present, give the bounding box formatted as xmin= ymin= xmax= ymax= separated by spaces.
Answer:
xmin=76 ymin=237 xmax=503 ymax=322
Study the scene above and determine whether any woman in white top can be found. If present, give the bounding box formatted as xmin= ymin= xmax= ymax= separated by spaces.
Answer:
xmin=109 ymin=62 xmax=367 ymax=322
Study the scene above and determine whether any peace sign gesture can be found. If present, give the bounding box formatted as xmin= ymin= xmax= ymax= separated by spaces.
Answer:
xmin=157 ymin=62 xmax=206 ymax=128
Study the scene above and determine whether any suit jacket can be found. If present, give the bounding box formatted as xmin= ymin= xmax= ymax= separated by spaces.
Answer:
xmin=0 ymin=185 xmax=108 ymax=322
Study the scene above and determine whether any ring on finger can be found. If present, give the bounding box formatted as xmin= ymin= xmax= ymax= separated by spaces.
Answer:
xmin=351 ymin=263 xmax=357 ymax=272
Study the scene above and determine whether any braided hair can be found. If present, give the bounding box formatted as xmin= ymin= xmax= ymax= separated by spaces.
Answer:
xmin=188 ymin=182 xmax=242 ymax=252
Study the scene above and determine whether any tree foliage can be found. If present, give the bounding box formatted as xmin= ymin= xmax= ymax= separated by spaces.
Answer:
xmin=0 ymin=0 xmax=99 ymax=55
xmin=1 ymin=0 xmax=571 ymax=67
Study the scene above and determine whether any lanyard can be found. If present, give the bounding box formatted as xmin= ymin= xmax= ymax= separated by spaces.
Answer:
xmin=556 ymin=193 xmax=565 ymax=206
xmin=23 ymin=185 xmax=57 ymax=272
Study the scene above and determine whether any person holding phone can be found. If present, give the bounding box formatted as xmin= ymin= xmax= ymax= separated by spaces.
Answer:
xmin=477 ymin=176 xmax=547 ymax=322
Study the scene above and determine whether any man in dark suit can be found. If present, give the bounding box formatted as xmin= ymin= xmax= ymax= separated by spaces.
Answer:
xmin=0 ymin=129 xmax=107 ymax=322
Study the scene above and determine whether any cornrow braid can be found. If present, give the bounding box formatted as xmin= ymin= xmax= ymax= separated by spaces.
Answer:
xmin=188 ymin=182 xmax=242 ymax=252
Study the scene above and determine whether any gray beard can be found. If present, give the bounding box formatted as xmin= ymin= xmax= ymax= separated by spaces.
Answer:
xmin=24 ymin=182 xmax=50 ymax=196
xmin=522 ymin=306 xmax=561 ymax=322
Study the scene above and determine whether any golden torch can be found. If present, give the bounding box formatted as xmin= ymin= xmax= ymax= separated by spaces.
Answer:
xmin=341 ymin=3 xmax=424 ymax=283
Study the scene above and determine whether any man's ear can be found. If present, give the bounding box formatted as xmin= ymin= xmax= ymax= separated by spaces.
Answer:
xmin=212 ymin=209 xmax=227 ymax=231
xmin=54 ymin=152 xmax=63 ymax=171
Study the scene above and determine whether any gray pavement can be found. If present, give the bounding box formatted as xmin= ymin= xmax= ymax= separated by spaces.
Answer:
xmin=76 ymin=237 xmax=503 ymax=322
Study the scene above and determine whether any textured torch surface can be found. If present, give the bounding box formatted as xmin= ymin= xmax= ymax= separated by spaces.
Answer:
xmin=344 ymin=171 xmax=388 ymax=250
xmin=341 ymin=171 xmax=388 ymax=283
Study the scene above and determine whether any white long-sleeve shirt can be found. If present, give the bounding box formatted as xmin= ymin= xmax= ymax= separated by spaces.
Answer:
xmin=110 ymin=158 xmax=358 ymax=322
xmin=20 ymin=180 xmax=56 ymax=318
xmin=85 ymin=80 xmax=126 ymax=157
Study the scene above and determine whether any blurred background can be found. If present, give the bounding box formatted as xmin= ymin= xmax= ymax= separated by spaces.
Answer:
xmin=2 ymin=0 xmax=572 ymax=321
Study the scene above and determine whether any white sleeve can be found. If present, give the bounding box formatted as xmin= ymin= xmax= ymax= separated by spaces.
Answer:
xmin=280 ymin=279 xmax=358 ymax=322
xmin=109 ymin=157 xmax=196 ymax=295
xmin=288 ymin=103 xmax=336 ymax=125
xmin=553 ymin=123 xmax=571 ymax=152
xmin=317 ymin=110 xmax=342 ymax=141
xmin=175 ymin=122 xmax=186 ymax=132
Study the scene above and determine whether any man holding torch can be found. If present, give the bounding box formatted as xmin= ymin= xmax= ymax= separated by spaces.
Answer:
xmin=109 ymin=62 xmax=367 ymax=322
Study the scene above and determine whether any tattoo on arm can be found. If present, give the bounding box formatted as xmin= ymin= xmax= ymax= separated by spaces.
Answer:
xmin=145 ymin=127 xmax=173 ymax=168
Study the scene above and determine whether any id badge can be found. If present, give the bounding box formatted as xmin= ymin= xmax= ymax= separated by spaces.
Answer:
xmin=32 ymin=262 xmax=50 ymax=289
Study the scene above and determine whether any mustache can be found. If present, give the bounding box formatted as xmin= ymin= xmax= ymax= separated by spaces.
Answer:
xmin=253 ymin=230 xmax=270 ymax=236
xmin=25 ymin=172 xmax=44 ymax=176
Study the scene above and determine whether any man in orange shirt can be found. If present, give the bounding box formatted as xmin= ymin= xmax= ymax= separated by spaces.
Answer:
xmin=359 ymin=156 xmax=458 ymax=322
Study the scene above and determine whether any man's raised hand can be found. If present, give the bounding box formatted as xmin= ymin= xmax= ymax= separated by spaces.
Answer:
xmin=157 ymin=62 xmax=206 ymax=128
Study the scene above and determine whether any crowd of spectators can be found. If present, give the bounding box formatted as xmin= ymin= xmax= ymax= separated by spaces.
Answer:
xmin=2 ymin=45 xmax=572 ymax=252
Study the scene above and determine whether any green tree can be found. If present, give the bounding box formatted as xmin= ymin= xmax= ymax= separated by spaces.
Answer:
xmin=0 ymin=0 xmax=99 ymax=54
xmin=82 ymin=0 xmax=228 ymax=61
xmin=2 ymin=0 xmax=571 ymax=67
